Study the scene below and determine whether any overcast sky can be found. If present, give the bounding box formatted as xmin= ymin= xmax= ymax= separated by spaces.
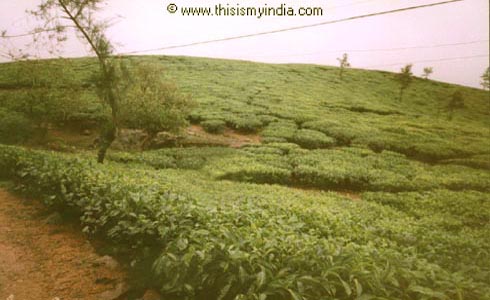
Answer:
xmin=1 ymin=0 xmax=488 ymax=88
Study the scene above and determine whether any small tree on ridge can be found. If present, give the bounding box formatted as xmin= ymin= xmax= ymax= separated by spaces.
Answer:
xmin=396 ymin=64 xmax=413 ymax=101
xmin=422 ymin=67 xmax=433 ymax=80
xmin=337 ymin=53 xmax=351 ymax=80
xmin=481 ymin=67 xmax=490 ymax=90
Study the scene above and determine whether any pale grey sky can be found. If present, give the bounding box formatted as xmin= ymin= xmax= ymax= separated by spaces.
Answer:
xmin=1 ymin=0 xmax=489 ymax=88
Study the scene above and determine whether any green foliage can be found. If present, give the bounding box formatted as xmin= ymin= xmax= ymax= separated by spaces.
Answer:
xmin=422 ymin=67 xmax=433 ymax=80
xmin=262 ymin=120 xmax=298 ymax=141
xmin=446 ymin=90 xmax=465 ymax=120
xmin=226 ymin=115 xmax=263 ymax=133
xmin=291 ymin=129 xmax=335 ymax=149
xmin=1 ymin=55 xmax=488 ymax=160
xmin=362 ymin=190 xmax=490 ymax=278
xmin=482 ymin=67 xmax=490 ymax=90
xmin=337 ymin=53 xmax=351 ymax=80
xmin=439 ymin=154 xmax=490 ymax=170
xmin=109 ymin=147 xmax=234 ymax=170
xmin=201 ymin=119 xmax=227 ymax=134
xmin=119 ymin=62 xmax=194 ymax=135
xmin=2 ymin=145 xmax=489 ymax=299
xmin=303 ymin=115 xmax=489 ymax=162
xmin=1 ymin=55 xmax=489 ymax=299
xmin=0 ymin=59 xmax=90 ymax=125
xmin=262 ymin=121 xmax=336 ymax=150
xmin=0 ymin=108 xmax=33 ymax=144
xmin=396 ymin=64 xmax=413 ymax=101
xmin=210 ymin=145 xmax=490 ymax=193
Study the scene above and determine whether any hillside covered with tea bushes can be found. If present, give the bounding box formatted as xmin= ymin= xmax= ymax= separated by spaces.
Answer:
xmin=0 ymin=56 xmax=489 ymax=299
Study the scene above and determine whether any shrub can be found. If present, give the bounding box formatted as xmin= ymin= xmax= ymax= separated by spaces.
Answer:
xmin=201 ymin=119 xmax=226 ymax=134
xmin=291 ymin=129 xmax=336 ymax=149
xmin=266 ymin=142 xmax=302 ymax=154
xmin=257 ymin=114 xmax=278 ymax=125
xmin=302 ymin=120 xmax=354 ymax=146
xmin=119 ymin=63 xmax=194 ymax=136
xmin=188 ymin=111 xmax=204 ymax=123
xmin=261 ymin=120 xmax=297 ymax=140
xmin=220 ymin=164 xmax=291 ymax=185
xmin=0 ymin=108 xmax=34 ymax=144
xmin=227 ymin=116 xmax=263 ymax=133
xmin=261 ymin=136 xmax=288 ymax=144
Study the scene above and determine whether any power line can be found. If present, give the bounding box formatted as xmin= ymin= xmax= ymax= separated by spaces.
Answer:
xmin=323 ymin=0 xmax=380 ymax=10
xmin=119 ymin=0 xmax=463 ymax=55
xmin=1 ymin=1 xmax=377 ymax=40
xmin=363 ymin=54 xmax=489 ymax=68
xmin=240 ymin=39 xmax=490 ymax=59
xmin=336 ymin=40 xmax=490 ymax=53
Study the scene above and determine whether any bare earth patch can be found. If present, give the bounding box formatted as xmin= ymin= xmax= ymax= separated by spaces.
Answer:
xmin=0 ymin=189 xmax=127 ymax=300
xmin=187 ymin=125 xmax=261 ymax=148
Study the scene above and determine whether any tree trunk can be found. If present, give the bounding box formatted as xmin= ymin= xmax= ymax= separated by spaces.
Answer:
xmin=97 ymin=122 xmax=116 ymax=164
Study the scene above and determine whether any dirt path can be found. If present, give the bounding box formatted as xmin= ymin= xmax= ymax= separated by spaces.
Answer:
xmin=0 ymin=189 xmax=127 ymax=300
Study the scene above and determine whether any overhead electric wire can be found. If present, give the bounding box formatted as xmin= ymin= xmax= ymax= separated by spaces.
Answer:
xmin=363 ymin=54 xmax=489 ymax=69
xmin=119 ymin=0 xmax=463 ymax=55
xmin=1 ymin=0 xmax=377 ymax=40
xmin=240 ymin=39 xmax=489 ymax=59
xmin=323 ymin=0 xmax=380 ymax=10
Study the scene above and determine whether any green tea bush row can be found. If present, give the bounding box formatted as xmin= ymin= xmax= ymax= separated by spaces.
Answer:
xmin=215 ymin=146 xmax=490 ymax=193
xmin=109 ymin=147 xmax=234 ymax=170
xmin=291 ymin=129 xmax=336 ymax=149
xmin=302 ymin=118 xmax=489 ymax=162
xmin=261 ymin=121 xmax=336 ymax=149
xmin=225 ymin=115 xmax=264 ymax=133
xmin=439 ymin=154 xmax=490 ymax=170
xmin=1 ymin=145 xmax=487 ymax=299
xmin=0 ymin=108 xmax=34 ymax=144
xmin=362 ymin=190 xmax=490 ymax=281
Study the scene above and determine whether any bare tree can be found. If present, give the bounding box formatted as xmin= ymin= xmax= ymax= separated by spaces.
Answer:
xmin=3 ymin=0 xmax=120 ymax=163
xmin=337 ymin=53 xmax=351 ymax=80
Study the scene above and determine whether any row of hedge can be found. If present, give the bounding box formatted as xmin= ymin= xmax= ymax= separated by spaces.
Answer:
xmin=217 ymin=146 xmax=490 ymax=193
xmin=1 ymin=145 xmax=488 ymax=299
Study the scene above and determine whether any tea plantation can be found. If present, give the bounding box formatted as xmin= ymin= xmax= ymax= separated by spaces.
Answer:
xmin=0 ymin=56 xmax=489 ymax=299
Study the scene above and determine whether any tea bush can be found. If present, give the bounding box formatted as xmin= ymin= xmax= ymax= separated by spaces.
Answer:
xmin=201 ymin=119 xmax=227 ymax=134
xmin=0 ymin=108 xmax=34 ymax=144
xmin=291 ymin=129 xmax=336 ymax=149
xmin=2 ymin=145 xmax=488 ymax=299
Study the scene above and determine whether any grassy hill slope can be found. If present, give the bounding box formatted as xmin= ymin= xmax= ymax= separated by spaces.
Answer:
xmin=0 ymin=56 xmax=489 ymax=299
xmin=1 ymin=55 xmax=488 ymax=161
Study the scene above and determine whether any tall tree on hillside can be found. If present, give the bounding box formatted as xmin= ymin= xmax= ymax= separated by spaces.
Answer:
xmin=422 ymin=67 xmax=433 ymax=80
xmin=396 ymin=64 xmax=413 ymax=101
xmin=337 ymin=53 xmax=351 ymax=80
xmin=28 ymin=0 xmax=120 ymax=163
xmin=2 ymin=0 xmax=193 ymax=163
xmin=481 ymin=67 xmax=490 ymax=90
